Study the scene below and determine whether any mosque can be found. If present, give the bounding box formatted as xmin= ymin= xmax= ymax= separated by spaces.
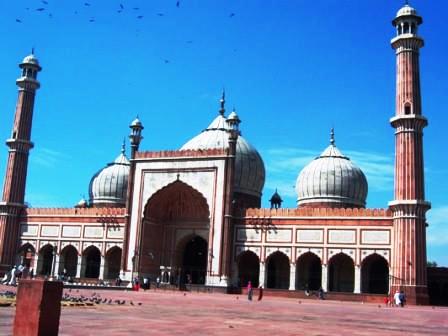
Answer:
xmin=0 ymin=4 xmax=434 ymax=304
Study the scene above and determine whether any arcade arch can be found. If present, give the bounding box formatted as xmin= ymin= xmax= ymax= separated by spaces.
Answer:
xmin=58 ymin=245 xmax=78 ymax=277
xmin=328 ymin=253 xmax=354 ymax=292
xmin=296 ymin=252 xmax=322 ymax=290
xmin=361 ymin=254 xmax=389 ymax=294
xmin=37 ymin=244 xmax=54 ymax=276
xmin=237 ymin=250 xmax=259 ymax=287
xmin=82 ymin=246 xmax=101 ymax=278
xmin=266 ymin=251 xmax=290 ymax=289
xmin=104 ymin=247 xmax=122 ymax=280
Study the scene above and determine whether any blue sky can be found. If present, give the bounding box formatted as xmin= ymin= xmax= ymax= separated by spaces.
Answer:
xmin=0 ymin=1 xmax=446 ymax=265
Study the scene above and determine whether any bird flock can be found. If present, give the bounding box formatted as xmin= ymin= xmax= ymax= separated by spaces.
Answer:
xmin=62 ymin=289 xmax=143 ymax=306
xmin=13 ymin=1 xmax=238 ymax=64
xmin=14 ymin=1 xmax=236 ymax=24
xmin=0 ymin=288 xmax=143 ymax=307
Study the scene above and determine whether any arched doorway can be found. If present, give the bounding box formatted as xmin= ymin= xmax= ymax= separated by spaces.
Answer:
xmin=141 ymin=181 xmax=210 ymax=280
xmin=17 ymin=243 xmax=35 ymax=268
xmin=37 ymin=245 xmax=54 ymax=276
xmin=266 ymin=251 xmax=290 ymax=289
xmin=82 ymin=246 xmax=101 ymax=278
xmin=328 ymin=253 xmax=354 ymax=292
xmin=181 ymin=236 xmax=207 ymax=284
xmin=59 ymin=245 xmax=78 ymax=277
xmin=105 ymin=247 xmax=122 ymax=280
xmin=296 ymin=252 xmax=321 ymax=290
xmin=237 ymin=250 xmax=259 ymax=287
xmin=361 ymin=254 xmax=389 ymax=294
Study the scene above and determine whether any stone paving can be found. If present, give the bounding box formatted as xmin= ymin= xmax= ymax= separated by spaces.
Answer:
xmin=0 ymin=285 xmax=447 ymax=335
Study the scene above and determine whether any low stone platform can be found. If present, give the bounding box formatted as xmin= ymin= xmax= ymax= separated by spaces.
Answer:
xmin=0 ymin=284 xmax=447 ymax=335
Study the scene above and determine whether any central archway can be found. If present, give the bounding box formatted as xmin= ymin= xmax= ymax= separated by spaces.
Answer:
xmin=181 ymin=236 xmax=207 ymax=284
xmin=140 ymin=181 xmax=210 ymax=280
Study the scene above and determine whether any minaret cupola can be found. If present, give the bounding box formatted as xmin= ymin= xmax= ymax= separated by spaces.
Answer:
xmin=17 ymin=52 xmax=42 ymax=90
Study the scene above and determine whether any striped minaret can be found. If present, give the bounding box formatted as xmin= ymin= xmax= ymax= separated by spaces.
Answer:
xmin=389 ymin=4 xmax=430 ymax=305
xmin=0 ymin=53 xmax=42 ymax=272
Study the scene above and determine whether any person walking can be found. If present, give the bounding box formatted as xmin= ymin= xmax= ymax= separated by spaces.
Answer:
xmin=257 ymin=285 xmax=263 ymax=301
xmin=247 ymin=281 xmax=253 ymax=301
xmin=393 ymin=290 xmax=401 ymax=307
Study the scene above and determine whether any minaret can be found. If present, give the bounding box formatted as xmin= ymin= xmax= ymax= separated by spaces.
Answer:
xmin=389 ymin=4 xmax=430 ymax=304
xmin=0 ymin=53 xmax=42 ymax=271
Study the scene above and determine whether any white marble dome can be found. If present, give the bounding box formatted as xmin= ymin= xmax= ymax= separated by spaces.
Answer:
xmin=295 ymin=134 xmax=368 ymax=208
xmin=396 ymin=4 xmax=418 ymax=17
xmin=181 ymin=112 xmax=265 ymax=198
xmin=21 ymin=54 xmax=40 ymax=66
xmin=89 ymin=146 xmax=130 ymax=207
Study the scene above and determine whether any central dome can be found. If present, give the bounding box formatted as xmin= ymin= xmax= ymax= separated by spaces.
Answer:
xmin=89 ymin=145 xmax=130 ymax=207
xmin=295 ymin=130 xmax=368 ymax=208
xmin=180 ymin=103 xmax=265 ymax=199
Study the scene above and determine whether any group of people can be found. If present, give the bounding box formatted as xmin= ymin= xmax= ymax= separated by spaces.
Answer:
xmin=1 ymin=264 xmax=33 ymax=286
xmin=392 ymin=290 xmax=406 ymax=307
xmin=130 ymin=275 xmax=162 ymax=291
xmin=246 ymin=281 xmax=264 ymax=301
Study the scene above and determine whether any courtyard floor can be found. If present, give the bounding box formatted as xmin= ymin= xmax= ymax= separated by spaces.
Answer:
xmin=0 ymin=285 xmax=447 ymax=335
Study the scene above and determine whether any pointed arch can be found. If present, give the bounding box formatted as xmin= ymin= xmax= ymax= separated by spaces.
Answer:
xmin=17 ymin=243 xmax=36 ymax=268
xmin=296 ymin=252 xmax=322 ymax=290
xmin=361 ymin=253 xmax=389 ymax=294
xmin=58 ymin=245 xmax=79 ymax=277
xmin=104 ymin=246 xmax=122 ymax=280
xmin=37 ymin=244 xmax=55 ymax=276
xmin=144 ymin=180 xmax=210 ymax=221
xmin=140 ymin=180 xmax=211 ymax=280
xmin=237 ymin=250 xmax=259 ymax=287
xmin=81 ymin=245 xmax=101 ymax=278
xmin=328 ymin=253 xmax=354 ymax=292
xmin=266 ymin=251 xmax=290 ymax=289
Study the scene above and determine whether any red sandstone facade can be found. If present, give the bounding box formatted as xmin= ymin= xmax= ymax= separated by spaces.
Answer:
xmin=0 ymin=5 xmax=432 ymax=304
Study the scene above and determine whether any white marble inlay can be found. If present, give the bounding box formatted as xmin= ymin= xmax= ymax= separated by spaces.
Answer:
xmin=297 ymin=229 xmax=323 ymax=243
xmin=328 ymin=230 xmax=355 ymax=244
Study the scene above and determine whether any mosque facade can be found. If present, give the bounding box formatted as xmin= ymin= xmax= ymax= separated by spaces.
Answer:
xmin=0 ymin=5 xmax=431 ymax=304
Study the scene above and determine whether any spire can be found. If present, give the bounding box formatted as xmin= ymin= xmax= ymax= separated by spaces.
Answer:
xmin=121 ymin=138 xmax=126 ymax=155
xmin=219 ymin=89 xmax=226 ymax=116
xmin=330 ymin=128 xmax=335 ymax=146
xmin=31 ymin=47 xmax=35 ymax=55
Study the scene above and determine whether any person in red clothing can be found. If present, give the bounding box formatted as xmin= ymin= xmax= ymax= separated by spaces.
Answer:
xmin=247 ymin=281 xmax=253 ymax=301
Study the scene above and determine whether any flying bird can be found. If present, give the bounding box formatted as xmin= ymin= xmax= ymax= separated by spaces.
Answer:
xmin=84 ymin=2 xmax=91 ymax=6
xmin=229 ymin=13 xmax=235 ymax=17
xmin=42 ymin=0 xmax=49 ymax=4
xmin=176 ymin=1 xmax=180 ymax=7
xmin=164 ymin=59 xmax=170 ymax=64
xmin=157 ymin=13 xmax=164 ymax=16
xmin=36 ymin=8 xmax=46 ymax=11
xmin=89 ymin=18 xmax=95 ymax=22
xmin=137 ymin=15 xmax=144 ymax=19
xmin=133 ymin=7 xmax=140 ymax=10
xmin=120 ymin=4 xmax=124 ymax=9
xmin=15 ymin=19 xmax=22 ymax=23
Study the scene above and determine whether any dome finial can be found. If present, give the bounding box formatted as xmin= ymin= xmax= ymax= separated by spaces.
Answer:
xmin=330 ymin=128 xmax=335 ymax=146
xmin=219 ymin=89 xmax=226 ymax=116
xmin=31 ymin=47 xmax=35 ymax=55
